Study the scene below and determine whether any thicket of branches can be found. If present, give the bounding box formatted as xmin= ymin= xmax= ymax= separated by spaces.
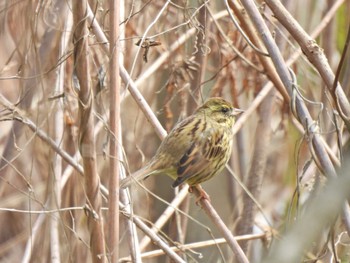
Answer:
xmin=1 ymin=0 xmax=350 ymax=262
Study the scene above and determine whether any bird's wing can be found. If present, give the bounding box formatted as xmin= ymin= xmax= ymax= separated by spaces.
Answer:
xmin=172 ymin=128 xmax=226 ymax=187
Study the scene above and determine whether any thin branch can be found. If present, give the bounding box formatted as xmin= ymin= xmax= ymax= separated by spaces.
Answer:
xmin=107 ymin=0 xmax=120 ymax=261
xmin=193 ymin=188 xmax=249 ymax=263
xmin=1 ymin=91 xmax=80 ymax=176
xmin=120 ymin=204 xmax=186 ymax=263
xmin=120 ymin=233 xmax=266 ymax=262
xmin=333 ymin=23 xmax=350 ymax=114
xmin=139 ymin=185 xmax=190 ymax=251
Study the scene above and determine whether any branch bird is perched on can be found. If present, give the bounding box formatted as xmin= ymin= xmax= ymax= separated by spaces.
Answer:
xmin=120 ymin=97 xmax=243 ymax=200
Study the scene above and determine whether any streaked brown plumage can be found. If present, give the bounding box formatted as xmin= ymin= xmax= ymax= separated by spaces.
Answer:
xmin=120 ymin=97 xmax=243 ymax=192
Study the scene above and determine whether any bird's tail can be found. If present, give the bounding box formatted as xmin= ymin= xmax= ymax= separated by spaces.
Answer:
xmin=120 ymin=165 xmax=154 ymax=189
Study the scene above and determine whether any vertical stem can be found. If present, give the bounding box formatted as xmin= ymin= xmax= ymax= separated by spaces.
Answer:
xmin=235 ymin=89 xmax=274 ymax=252
xmin=190 ymin=1 xmax=207 ymax=102
xmin=73 ymin=2 xmax=106 ymax=262
xmin=50 ymin=6 xmax=72 ymax=262
xmin=108 ymin=0 xmax=120 ymax=261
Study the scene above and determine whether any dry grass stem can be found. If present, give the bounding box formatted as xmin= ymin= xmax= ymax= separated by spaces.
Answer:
xmin=73 ymin=1 xmax=106 ymax=261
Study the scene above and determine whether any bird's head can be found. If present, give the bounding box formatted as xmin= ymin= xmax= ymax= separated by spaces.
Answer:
xmin=196 ymin=97 xmax=243 ymax=127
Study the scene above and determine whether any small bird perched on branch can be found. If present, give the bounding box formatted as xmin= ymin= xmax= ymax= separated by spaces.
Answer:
xmin=120 ymin=97 xmax=243 ymax=200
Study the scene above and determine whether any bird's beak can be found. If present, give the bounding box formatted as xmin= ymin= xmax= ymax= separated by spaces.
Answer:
xmin=232 ymin=108 xmax=244 ymax=116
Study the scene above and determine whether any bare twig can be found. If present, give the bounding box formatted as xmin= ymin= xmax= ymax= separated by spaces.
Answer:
xmin=120 ymin=190 xmax=142 ymax=262
xmin=121 ymin=233 xmax=265 ymax=262
xmin=139 ymin=185 xmax=190 ymax=251
xmin=107 ymin=0 xmax=121 ymax=261
xmin=333 ymin=23 xmax=350 ymax=115
xmin=120 ymin=204 xmax=186 ymax=263
xmin=193 ymin=188 xmax=249 ymax=263
xmin=0 ymin=99 xmax=84 ymax=175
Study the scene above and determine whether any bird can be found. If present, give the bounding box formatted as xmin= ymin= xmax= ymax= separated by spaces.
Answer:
xmin=120 ymin=97 xmax=243 ymax=200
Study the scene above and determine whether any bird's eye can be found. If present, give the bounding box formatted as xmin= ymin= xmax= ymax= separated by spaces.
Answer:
xmin=221 ymin=107 xmax=229 ymax=113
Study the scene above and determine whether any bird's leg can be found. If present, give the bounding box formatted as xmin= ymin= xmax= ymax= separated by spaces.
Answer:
xmin=189 ymin=185 xmax=211 ymax=205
